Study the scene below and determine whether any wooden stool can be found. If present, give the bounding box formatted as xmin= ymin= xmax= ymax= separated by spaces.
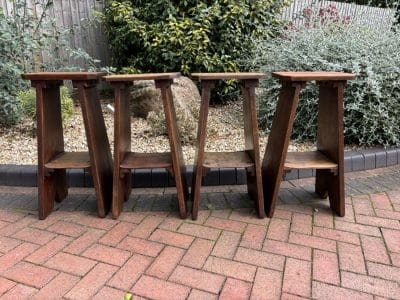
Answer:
xmin=22 ymin=72 xmax=113 ymax=220
xmin=104 ymin=73 xmax=189 ymax=219
xmin=191 ymin=73 xmax=266 ymax=220
xmin=262 ymin=71 xmax=355 ymax=217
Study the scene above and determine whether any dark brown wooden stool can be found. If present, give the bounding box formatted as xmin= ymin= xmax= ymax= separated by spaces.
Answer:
xmin=191 ymin=73 xmax=266 ymax=220
xmin=262 ymin=71 xmax=355 ymax=217
xmin=104 ymin=73 xmax=189 ymax=219
xmin=22 ymin=72 xmax=113 ymax=220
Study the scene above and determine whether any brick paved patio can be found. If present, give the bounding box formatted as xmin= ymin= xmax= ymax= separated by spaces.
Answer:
xmin=0 ymin=165 xmax=399 ymax=299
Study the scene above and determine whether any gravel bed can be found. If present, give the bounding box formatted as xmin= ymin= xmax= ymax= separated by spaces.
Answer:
xmin=0 ymin=99 xmax=316 ymax=165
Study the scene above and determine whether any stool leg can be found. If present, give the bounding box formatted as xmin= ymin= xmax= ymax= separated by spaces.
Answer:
xmin=112 ymin=82 xmax=132 ymax=219
xmin=35 ymin=81 xmax=67 ymax=219
xmin=156 ymin=80 xmax=188 ymax=219
xmin=242 ymin=80 xmax=265 ymax=218
xmin=74 ymin=80 xmax=113 ymax=218
xmin=262 ymin=82 xmax=303 ymax=217
xmin=316 ymin=82 xmax=345 ymax=216
xmin=315 ymin=169 xmax=329 ymax=199
xmin=191 ymin=80 xmax=215 ymax=220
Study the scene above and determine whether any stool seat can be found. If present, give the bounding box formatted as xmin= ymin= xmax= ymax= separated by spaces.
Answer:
xmin=23 ymin=72 xmax=106 ymax=81
xmin=103 ymin=72 xmax=180 ymax=81
xmin=192 ymin=72 xmax=266 ymax=80
xmin=272 ymin=71 xmax=355 ymax=82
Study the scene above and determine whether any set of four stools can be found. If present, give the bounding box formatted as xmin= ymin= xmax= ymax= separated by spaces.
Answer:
xmin=22 ymin=71 xmax=355 ymax=220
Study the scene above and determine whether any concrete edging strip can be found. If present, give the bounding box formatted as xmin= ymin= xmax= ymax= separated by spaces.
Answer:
xmin=1 ymin=147 xmax=399 ymax=187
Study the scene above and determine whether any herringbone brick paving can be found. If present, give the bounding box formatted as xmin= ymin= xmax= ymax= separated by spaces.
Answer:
xmin=0 ymin=165 xmax=399 ymax=299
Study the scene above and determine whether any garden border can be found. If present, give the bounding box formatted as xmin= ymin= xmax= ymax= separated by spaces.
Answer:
xmin=1 ymin=147 xmax=399 ymax=187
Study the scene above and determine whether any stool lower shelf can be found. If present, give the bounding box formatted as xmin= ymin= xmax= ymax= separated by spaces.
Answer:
xmin=44 ymin=152 xmax=91 ymax=169
xmin=120 ymin=152 xmax=172 ymax=169
xmin=203 ymin=151 xmax=254 ymax=168
xmin=284 ymin=151 xmax=338 ymax=170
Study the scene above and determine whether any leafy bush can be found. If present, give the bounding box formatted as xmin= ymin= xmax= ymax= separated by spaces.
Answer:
xmin=250 ymin=16 xmax=400 ymax=146
xmin=18 ymin=87 xmax=74 ymax=122
xmin=0 ymin=7 xmax=31 ymax=126
xmin=101 ymin=0 xmax=287 ymax=101
xmin=0 ymin=0 xmax=100 ymax=127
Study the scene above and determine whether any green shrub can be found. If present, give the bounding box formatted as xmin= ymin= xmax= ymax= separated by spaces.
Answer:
xmin=18 ymin=87 xmax=74 ymax=122
xmin=0 ymin=1 xmax=99 ymax=127
xmin=101 ymin=0 xmax=287 ymax=102
xmin=250 ymin=21 xmax=400 ymax=146
xmin=0 ymin=8 xmax=30 ymax=126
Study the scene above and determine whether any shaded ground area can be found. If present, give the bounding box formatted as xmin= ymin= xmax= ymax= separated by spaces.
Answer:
xmin=0 ymin=165 xmax=399 ymax=299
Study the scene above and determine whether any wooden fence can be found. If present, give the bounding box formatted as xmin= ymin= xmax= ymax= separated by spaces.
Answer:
xmin=0 ymin=0 xmax=397 ymax=68
xmin=0 ymin=0 xmax=110 ymax=67
xmin=283 ymin=0 xmax=396 ymax=29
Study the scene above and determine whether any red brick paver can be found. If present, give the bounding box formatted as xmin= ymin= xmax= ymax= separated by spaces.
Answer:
xmin=82 ymin=243 xmax=131 ymax=266
xmin=338 ymin=242 xmax=367 ymax=274
xmin=32 ymin=272 xmax=79 ymax=299
xmin=146 ymin=246 xmax=185 ymax=279
xmin=187 ymin=289 xmax=218 ymax=300
xmin=133 ymin=275 xmax=190 ymax=300
xmin=12 ymin=227 xmax=55 ymax=245
xmin=149 ymin=229 xmax=194 ymax=249
xmin=180 ymin=238 xmax=214 ymax=269
xmin=0 ymin=236 xmax=22 ymax=253
xmin=25 ymin=235 xmax=72 ymax=264
xmin=93 ymin=286 xmax=126 ymax=300
xmin=283 ymin=258 xmax=312 ymax=298
xmin=108 ymin=254 xmax=153 ymax=290
xmin=211 ymin=230 xmax=241 ymax=259
xmin=0 ymin=165 xmax=399 ymax=299
xmin=45 ymin=252 xmax=97 ymax=276
xmin=313 ymin=249 xmax=340 ymax=285
xmin=64 ymin=228 xmax=105 ymax=255
xmin=251 ymin=267 xmax=282 ymax=299
xmin=219 ymin=278 xmax=252 ymax=299
xmin=118 ymin=236 xmax=164 ymax=257
xmin=234 ymin=247 xmax=285 ymax=271
xmin=2 ymin=262 xmax=58 ymax=288
xmin=169 ymin=265 xmax=225 ymax=294
xmin=1 ymin=284 xmax=38 ymax=299
xmin=47 ymin=221 xmax=86 ymax=237
xmin=361 ymin=235 xmax=391 ymax=264
xmin=203 ymin=256 xmax=256 ymax=282
xmin=65 ymin=263 xmax=118 ymax=299
xmin=240 ymin=223 xmax=267 ymax=250
xmin=0 ymin=277 xmax=16 ymax=296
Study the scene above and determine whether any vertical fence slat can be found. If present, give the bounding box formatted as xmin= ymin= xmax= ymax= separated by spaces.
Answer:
xmin=1 ymin=0 xmax=9 ymax=14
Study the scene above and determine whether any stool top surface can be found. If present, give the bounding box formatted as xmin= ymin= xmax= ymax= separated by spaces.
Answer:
xmin=272 ymin=71 xmax=355 ymax=81
xmin=104 ymin=72 xmax=181 ymax=81
xmin=191 ymin=72 xmax=266 ymax=80
xmin=22 ymin=72 xmax=106 ymax=81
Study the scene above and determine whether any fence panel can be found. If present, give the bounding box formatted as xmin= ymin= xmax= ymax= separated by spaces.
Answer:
xmin=0 ymin=0 xmax=110 ymax=68
xmin=282 ymin=0 xmax=396 ymax=29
